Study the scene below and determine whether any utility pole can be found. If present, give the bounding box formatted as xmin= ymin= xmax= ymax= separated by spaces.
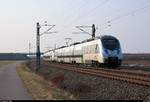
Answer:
xmin=36 ymin=22 xmax=56 ymax=71
xmin=74 ymin=24 xmax=96 ymax=39
xmin=92 ymin=24 xmax=96 ymax=39
xmin=36 ymin=22 xmax=41 ymax=71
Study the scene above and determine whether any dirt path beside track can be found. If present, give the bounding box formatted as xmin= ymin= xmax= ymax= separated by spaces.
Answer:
xmin=0 ymin=62 xmax=32 ymax=100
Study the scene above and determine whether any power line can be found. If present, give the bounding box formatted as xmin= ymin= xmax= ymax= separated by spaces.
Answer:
xmin=90 ymin=2 xmax=150 ymax=34
xmin=79 ymin=0 xmax=110 ymax=20
xmin=60 ymin=0 xmax=90 ymax=26
xmin=59 ymin=0 xmax=150 ymax=41
xmin=57 ymin=0 xmax=90 ymax=34
xmin=59 ymin=0 xmax=110 ymax=33
xmin=75 ymin=0 xmax=109 ymax=23
xmin=106 ymin=3 xmax=150 ymax=26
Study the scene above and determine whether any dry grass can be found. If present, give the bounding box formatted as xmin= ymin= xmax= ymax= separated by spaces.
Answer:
xmin=0 ymin=61 xmax=15 ymax=67
xmin=16 ymin=63 xmax=75 ymax=100
xmin=0 ymin=61 xmax=15 ymax=71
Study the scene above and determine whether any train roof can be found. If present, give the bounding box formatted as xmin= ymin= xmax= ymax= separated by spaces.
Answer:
xmin=80 ymin=35 xmax=117 ymax=43
xmin=50 ymin=35 xmax=118 ymax=51
xmin=70 ymin=42 xmax=81 ymax=46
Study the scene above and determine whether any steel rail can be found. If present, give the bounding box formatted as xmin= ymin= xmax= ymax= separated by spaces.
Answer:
xmin=46 ymin=62 xmax=150 ymax=87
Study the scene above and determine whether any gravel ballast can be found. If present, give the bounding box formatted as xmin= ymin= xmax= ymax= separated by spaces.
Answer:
xmin=26 ymin=61 xmax=150 ymax=101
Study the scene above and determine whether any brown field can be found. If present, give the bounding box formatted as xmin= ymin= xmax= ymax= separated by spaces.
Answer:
xmin=123 ymin=53 xmax=150 ymax=65
xmin=121 ymin=54 xmax=150 ymax=71
xmin=22 ymin=53 xmax=150 ymax=100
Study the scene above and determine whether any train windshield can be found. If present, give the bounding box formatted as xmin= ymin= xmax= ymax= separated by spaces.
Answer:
xmin=102 ymin=38 xmax=119 ymax=50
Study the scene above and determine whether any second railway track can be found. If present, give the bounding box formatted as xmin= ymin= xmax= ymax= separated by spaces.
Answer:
xmin=45 ymin=61 xmax=150 ymax=87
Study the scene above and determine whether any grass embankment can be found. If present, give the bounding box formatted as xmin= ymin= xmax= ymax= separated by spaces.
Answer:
xmin=0 ymin=61 xmax=15 ymax=71
xmin=16 ymin=63 xmax=75 ymax=100
xmin=0 ymin=61 xmax=15 ymax=67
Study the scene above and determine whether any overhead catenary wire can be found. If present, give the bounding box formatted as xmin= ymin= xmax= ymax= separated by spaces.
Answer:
xmin=90 ymin=1 xmax=150 ymax=34
xmin=78 ymin=0 xmax=110 ymax=21
xmin=57 ymin=1 xmax=90 ymax=35
xmin=60 ymin=0 xmax=90 ymax=27
xmin=108 ymin=3 xmax=150 ymax=23
xmin=79 ymin=1 xmax=150 ymax=32
xmin=71 ymin=0 xmax=110 ymax=23
xmin=59 ymin=0 xmax=110 ymax=33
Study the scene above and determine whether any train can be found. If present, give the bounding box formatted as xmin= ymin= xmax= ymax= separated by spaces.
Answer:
xmin=44 ymin=35 xmax=123 ymax=67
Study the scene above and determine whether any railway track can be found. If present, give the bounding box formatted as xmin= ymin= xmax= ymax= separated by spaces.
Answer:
xmin=45 ymin=61 xmax=150 ymax=87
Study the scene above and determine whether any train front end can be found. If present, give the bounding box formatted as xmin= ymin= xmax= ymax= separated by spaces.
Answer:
xmin=101 ymin=36 xmax=123 ymax=66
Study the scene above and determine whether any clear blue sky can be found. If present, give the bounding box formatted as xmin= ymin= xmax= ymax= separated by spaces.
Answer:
xmin=0 ymin=0 xmax=150 ymax=53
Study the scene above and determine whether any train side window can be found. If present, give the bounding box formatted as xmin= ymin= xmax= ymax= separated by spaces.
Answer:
xmin=93 ymin=45 xmax=96 ymax=53
xmin=95 ymin=44 xmax=99 ymax=53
